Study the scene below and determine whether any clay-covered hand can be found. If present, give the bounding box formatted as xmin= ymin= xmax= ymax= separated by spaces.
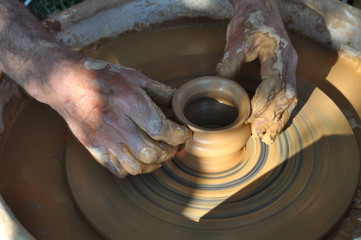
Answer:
xmin=217 ymin=0 xmax=298 ymax=144
xmin=42 ymin=58 xmax=191 ymax=177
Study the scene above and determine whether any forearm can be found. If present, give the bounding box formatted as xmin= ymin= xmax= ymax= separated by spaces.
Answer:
xmin=0 ymin=0 xmax=85 ymax=102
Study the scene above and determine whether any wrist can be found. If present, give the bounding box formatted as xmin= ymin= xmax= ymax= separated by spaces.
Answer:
xmin=28 ymin=53 xmax=91 ymax=107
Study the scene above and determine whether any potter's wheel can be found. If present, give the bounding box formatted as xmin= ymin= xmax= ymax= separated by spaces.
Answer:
xmin=66 ymin=39 xmax=359 ymax=240
xmin=1 ymin=23 xmax=359 ymax=239
xmin=66 ymin=78 xmax=359 ymax=239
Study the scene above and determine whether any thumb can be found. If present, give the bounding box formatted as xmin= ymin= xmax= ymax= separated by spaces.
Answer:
xmin=247 ymin=76 xmax=283 ymax=123
xmin=216 ymin=48 xmax=245 ymax=79
xmin=143 ymin=79 xmax=175 ymax=108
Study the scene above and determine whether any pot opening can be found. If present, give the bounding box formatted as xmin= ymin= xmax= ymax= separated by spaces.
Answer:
xmin=184 ymin=97 xmax=238 ymax=129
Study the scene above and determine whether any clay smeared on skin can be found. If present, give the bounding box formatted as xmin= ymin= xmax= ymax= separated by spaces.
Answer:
xmin=216 ymin=0 xmax=298 ymax=144
xmin=49 ymin=56 xmax=191 ymax=177
xmin=137 ymin=129 xmax=177 ymax=164
xmin=88 ymin=146 xmax=128 ymax=178
xmin=84 ymin=60 xmax=110 ymax=71
xmin=144 ymin=80 xmax=175 ymax=107
xmin=77 ymin=58 xmax=192 ymax=176
xmin=244 ymin=11 xmax=288 ymax=80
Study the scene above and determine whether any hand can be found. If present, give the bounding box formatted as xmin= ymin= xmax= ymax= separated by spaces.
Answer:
xmin=44 ymin=58 xmax=191 ymax=177
xmin=0 ymin=0 xmax=191 ymax=178
xmin=217 ymin=0 xmax=298 ymax=144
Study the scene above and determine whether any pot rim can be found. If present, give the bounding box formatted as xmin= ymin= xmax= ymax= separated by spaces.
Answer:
xmin=172 ymin=76 xmax=250 ymax=133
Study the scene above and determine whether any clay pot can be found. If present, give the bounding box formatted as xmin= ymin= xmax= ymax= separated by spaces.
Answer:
xmin=172 ymin=76 xmax=251 ymax=172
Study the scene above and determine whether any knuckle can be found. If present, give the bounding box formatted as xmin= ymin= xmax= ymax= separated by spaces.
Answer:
xmin=87 ymin=146 xmax=107 ymax=162
xmin=147 ymin=122 xmax=163 ymax=139
xmin=110 ymin=147 xmax=142 ymax=175
xmin=138 ymin=146 xmax=161 ymax=164
xmin=123 ymin=160 xmax=141 ymax=175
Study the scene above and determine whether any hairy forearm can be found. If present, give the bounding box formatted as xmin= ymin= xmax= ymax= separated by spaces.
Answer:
xmin=0 ymin=0 xmax=85 ymax=102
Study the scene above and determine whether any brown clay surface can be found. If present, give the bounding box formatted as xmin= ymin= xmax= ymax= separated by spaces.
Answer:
xmin=0 ymin=101 xmax=101 ymax=239
xmin=0 ymin=23 xmax=360 ymax=239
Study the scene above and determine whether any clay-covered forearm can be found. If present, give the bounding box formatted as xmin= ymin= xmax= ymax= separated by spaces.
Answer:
xmin=0 ymin=0 xmax=85 ymax=102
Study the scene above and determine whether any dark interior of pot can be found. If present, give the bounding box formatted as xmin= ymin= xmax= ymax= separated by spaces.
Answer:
xmin=184 ymin=97 xmax=238 ymax=129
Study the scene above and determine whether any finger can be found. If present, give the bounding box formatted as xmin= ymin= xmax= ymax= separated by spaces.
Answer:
xmin=155 ymin=118 xmax=192 ymax=146
xmin=130 ymin=89 xmax=192 ymax=146
xmin=143 ymin=79 xmax=176 ymax=108
xmin=119 ymin=65 xmax=176 ymax=107
xmin=247 ymin=76 xmax=283 ymax=123
xmin=123 ymin=126 xmax=178 ymax=164
xmin=245 ymin=31 xmax=285 ymax=120
xmin=86 ymin=146 xmax=128 ymax=178
xmin=137 ymin=129 xmax=177 ymax=164
xmin=251 ymin=90 xmax=292 ymax=137
xmin=284 ymin=46 xmax=298 ymax=87
xmin=216 ymin=47 xmax=245 ymax=79
xmin=67 ymin=119 xmax=128 ymax=178
xmin=109 ymin=144 xmax=161 ymax=176
xmin=259 ymin=47 xmax=297 ymax=143
xmin=98 ymin=111 xmax=178 ymax=165
xmin=251 ymin=89 xmax=297 ymax=139
xmin=251 ymin=115 xmax=270 ymax=138
xmin=261 ymin=98 xmax=297 ymax=144
xmin=251 ymin=39 xmax=298 ymax=139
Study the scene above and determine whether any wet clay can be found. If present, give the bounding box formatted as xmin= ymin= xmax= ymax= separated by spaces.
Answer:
xmin=0 ymin=22 xmax=361 ymax=239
